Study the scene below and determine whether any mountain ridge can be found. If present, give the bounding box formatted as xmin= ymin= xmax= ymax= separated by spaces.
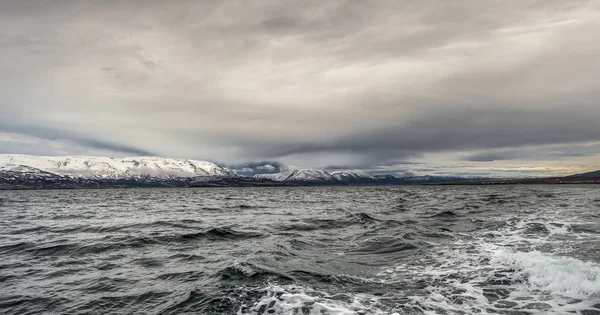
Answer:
xmin=2 ymin=154 xmax=596 ymax=189
xmin=569 ymin=170 xmax=600 ymax=178
xmin=0 ymin=154 xmax=238 ymax=179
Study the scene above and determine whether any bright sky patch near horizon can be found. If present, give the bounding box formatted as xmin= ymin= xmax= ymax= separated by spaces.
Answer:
xmin=1 ymin=0 xmax=599 ymax=177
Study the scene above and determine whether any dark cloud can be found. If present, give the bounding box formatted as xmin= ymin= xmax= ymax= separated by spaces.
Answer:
xmin=243 ymin=105 xmax=600 ymax=165
xmin=0 ymin=0 xmax=599 ymax=174
xmin=229 ymin=161 xmax=288 ymax=176
xmin=0 ymin=123 xmax=154 ymax=157
xmin=466 ymin=142 xmax=600 ymax=162
xmin=74 ymin=139 xmax=155 ymax=157
xmin=467 ymin=152 xmax=520 ymax=162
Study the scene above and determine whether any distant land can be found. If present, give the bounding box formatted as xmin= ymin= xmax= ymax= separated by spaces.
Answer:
xmin=443 ymin=170 xmax=600 ymax=185
xmin=0 ymin=154 xmax=492 ymax=190
xmin=0 ymin=154 xmax=597 ymax=190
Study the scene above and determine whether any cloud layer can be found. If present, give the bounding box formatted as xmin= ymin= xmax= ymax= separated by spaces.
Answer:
xmin=1 ymin=0 xmax=599 ymax=175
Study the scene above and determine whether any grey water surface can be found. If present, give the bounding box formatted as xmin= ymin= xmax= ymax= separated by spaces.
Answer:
xmin=1 ymin=186 xmax=599 ymax=314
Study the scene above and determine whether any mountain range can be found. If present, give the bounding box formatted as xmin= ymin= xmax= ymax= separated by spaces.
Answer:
xmin=1 ymin=154 xmax=596 ymax=189
xmin=273 ymin=169 xmax=484 ymax=185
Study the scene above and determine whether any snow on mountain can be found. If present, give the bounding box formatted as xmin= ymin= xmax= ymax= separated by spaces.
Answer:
xmin=330 ymin=171 xmax=373 ymax=182
xmin=0 ymin=155 xmax=238 ymax=179
xmin=0 ymin=164 xmax=59 ymax=181
xmin=284 ymin=169 xmax=335 ymax=182
xmin=0 ymin=164 xmax=47 ymax=173
xmin=252 ymin=173 xmax=289 ymax=181
xmin=282 ymin=169 xmax=374 ymax=183
xmin=373 ymin=175 xmax=396 ymax=181
xmin=0 ymin=155 xmax=497 ymax=188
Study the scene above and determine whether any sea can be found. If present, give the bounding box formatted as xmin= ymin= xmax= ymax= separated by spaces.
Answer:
xmin=0 ymin=185 xmax=599 ymax=315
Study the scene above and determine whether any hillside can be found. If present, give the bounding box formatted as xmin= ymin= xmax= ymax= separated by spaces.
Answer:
xmin=444 ymin=170 xmax=600 ymax=185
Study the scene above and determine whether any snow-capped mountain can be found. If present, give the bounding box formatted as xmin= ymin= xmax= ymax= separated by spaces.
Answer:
xmin=284 ymin=169 xmax=335 ymax=183
xmin=0 ymin=155 xmax=238 ymax=179
xmin=252 ymin=173 xmax=289 ymax=181
xmin=373 ymin=174 xmax=396 ymax=181
xmin=279 ymin=169 xmax=491 ymax=185
xmin=331 ymin=171 xmax=373 ymax=182
xmin=0 ymin=155 xmax=499 ymax=189
xmin=0 ymin=164 xmax=59 ymax=180
xmin=282 ymin=169 xmax=373 ymax=183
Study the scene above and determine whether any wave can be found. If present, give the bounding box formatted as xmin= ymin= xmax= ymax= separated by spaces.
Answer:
xmin=430 ymin=210 xmax=459 ymax=218
xmin=286 ymin=270 xmax=376 ymax=286
xmin=7 ymin=227 xmax=264 ymax=257
xmin=237 ymin=284 xmax=389 ymax=315
xmin=377 ymin=215 xmax=600 ymax=315
xmin=78 ymin=276 xmax=138 ymax=293
xmin=491 ymin=249 xmax=600 ymax=300
xmin=215 ymin=261 xmax=293 ymax=283
xmin=276 ymin=212 xmax=400 ymax=232
xmin=350 ymin=237 xmax=419 ymax=255
xmin=228 ymin=204 xmax=262 ymax=209
xmin=156 ymin=270 xmax=206 ymax=282
xmin=8 ymin=219 xmax=207 ymax=235
xmin=178 ymin=227 xmax=264 ymax=241
xmin=348 ymin=212 xmax=380 ymax=222
xmin=0 ymin=242 xmax=35 ymax=255
xmin=0 ymin=295 xmax=71 ymax=315
xmin=67 ymin=291 xmax=171 ymax=314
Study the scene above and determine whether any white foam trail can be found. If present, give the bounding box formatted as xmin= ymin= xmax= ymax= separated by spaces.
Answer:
xmin=376 ymin=212 xmax=600 ymax=314
xmin=238 ymin=284 xmax=393 ymax=315
xmin=489 ymin=247 xmax=600 ymax=300
xmin=240 ymin=194 xmax=600 ymax=314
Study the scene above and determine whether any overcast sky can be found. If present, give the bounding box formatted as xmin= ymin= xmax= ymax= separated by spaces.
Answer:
xmin=1 ymin=0 xmax=599 ymax=177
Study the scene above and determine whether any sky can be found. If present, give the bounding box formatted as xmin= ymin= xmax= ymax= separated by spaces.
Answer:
xmin=1 ymin=0 xmax=600 ymax=178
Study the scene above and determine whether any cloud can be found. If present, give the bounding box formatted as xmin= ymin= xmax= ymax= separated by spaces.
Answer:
xmin=230 ymin=161 xmax=288 ymax=176
xmin=0 ymin=0 xmax=599 ymax=174
xmin=0 ymin=132 xmax=153 ymax=157
xmin=465 ymin=142 xmax=600 ymax=162
xmin=0 ymin=122 xmax=155 ymax=157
